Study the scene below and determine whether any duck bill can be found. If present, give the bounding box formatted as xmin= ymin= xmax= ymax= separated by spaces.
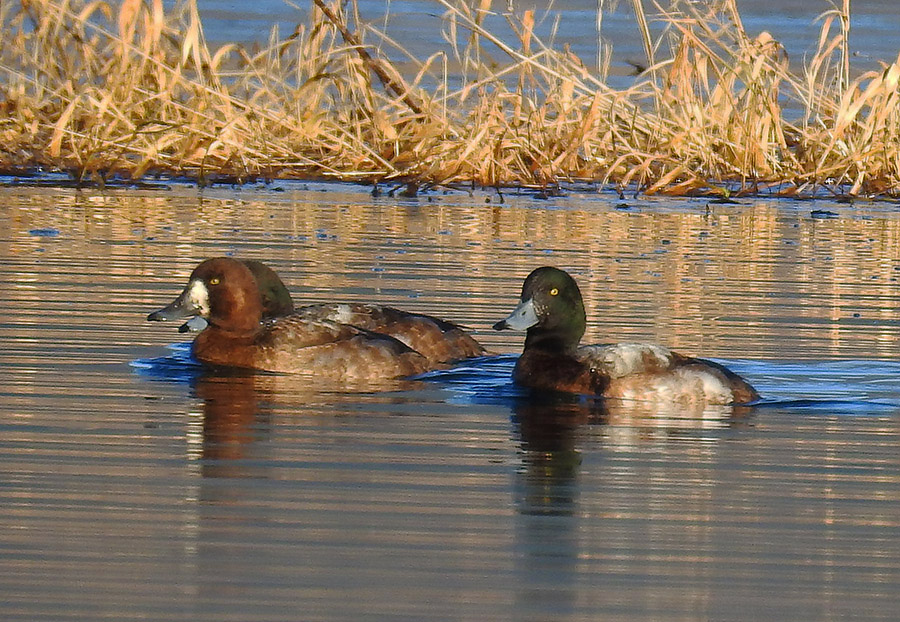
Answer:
xmin=147 ymin=280 xmax=208 ymax=323
xmin=178 ymin=316 xmax=209 ymax=333
xmin=493 ymin=298 xmax=539 ymax=331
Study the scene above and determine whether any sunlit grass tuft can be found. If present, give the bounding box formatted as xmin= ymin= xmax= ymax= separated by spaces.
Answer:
xmin=1 ymin=0 xmax=899 ymax=196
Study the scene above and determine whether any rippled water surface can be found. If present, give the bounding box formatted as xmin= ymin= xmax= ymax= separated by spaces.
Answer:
xmin=2 ymin=183 xmax=899 ymax=621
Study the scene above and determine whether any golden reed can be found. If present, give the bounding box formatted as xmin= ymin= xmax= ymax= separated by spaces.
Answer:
xmin=0 ymin=0 xmax=897 ymax=196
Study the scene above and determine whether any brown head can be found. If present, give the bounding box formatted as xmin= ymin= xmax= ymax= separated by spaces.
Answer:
xmin=147 ymin=257 xmax=264 ymax=336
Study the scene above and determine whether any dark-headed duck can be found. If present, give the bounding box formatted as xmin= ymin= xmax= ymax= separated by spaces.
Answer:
xmin=493 ymin=267 xmax=759 ymax=405
xmin=148 ymin=258 xmax=484 ymax=378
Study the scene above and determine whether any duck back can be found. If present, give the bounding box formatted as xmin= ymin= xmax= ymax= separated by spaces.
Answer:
xmin=580 ymin=343 xmax=757 ymax=404
xmin=294 ymin=303 xmax=484 ymax=364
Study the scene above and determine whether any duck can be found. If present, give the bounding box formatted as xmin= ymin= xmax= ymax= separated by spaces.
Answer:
xmin=493 ymin=267 xmax=759 ymax=405
xmin=150 ymin=257 xmax=484 ymax=364
xmin=147 ymin=257 xmax=484 ymax=378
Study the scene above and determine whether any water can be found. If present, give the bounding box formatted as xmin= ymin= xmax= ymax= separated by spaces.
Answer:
xmin=1 ymin=181 xmax=898 ymax=620
xmin=190 ymin=0 xmax=900 ymax=88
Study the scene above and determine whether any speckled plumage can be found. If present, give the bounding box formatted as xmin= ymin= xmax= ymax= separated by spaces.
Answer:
xmin=293 ymin=303 xmax=485 ymax=364
xmin=495 ymin=267 xmax=759 ymax=405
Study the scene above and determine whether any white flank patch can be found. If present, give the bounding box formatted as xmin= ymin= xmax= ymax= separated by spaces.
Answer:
xmin=581 ymin=342 xmax=673 ymax=378
xmin=678 ymin=368 xmax=733 ymax=404
xmin=607 ymin=368 xmax=733 ymax=405
xmin=332 ymin=304 xmax=354 ymax=324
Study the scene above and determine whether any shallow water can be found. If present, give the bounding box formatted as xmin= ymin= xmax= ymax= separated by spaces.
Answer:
xmin=1 ymin=182 xmax=899 ymax=621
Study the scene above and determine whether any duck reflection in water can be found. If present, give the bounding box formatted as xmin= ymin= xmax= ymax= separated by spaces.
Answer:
xmin=509 ymin=390 xmax=754 ymax=620
xmin=188 ymin=370 xmax=424 ymax=481
xmin=192 ymin=373 xmax=272 ymax=480
xmin=511 ymin=390 xmax=756 ymax=517
xmin=509 ymin=392 xmax=596 ymax=620
xmin=512 ymin=392 xmax=599 ymax=518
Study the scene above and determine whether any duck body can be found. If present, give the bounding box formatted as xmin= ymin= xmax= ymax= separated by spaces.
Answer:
xmin=148 ymin=257 xmax=482 ymax=379
xmin=292 ymin=302 xmax=484 ymax=364
xmin=192 ymin=311 xmax=429 ymax=380
xmin=514 ymin=342 xmax=758 ymax=405
xmin=495 ymin=267 xmax=759 ymax=405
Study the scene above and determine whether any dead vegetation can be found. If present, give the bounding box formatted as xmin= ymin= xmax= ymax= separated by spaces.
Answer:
xmin=0 ymin=0 xmax=898 ymax=196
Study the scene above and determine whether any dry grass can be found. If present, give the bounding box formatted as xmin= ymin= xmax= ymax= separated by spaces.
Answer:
xmin=1 ymin=0 xmax=899 ymax=196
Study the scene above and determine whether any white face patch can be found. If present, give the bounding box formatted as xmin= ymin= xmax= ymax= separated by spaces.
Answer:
xmin=188 ymin=279 xmax=211 ymax=317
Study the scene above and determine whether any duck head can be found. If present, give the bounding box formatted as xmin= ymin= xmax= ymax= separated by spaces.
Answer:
xmin=164 ymin=259 xmax=295 ymax=333
xmin=241 ymin=259 xmax=294 ymax=318
xmin=147 ymin=257 xmax=263 ymax=336
xmin=493 ymin=266 xmax=586 ymax=352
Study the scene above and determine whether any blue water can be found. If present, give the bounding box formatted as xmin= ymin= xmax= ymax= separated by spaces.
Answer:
xmin=134 ymin=343 xmax=900 ymax=416
xmin=190 ymin=0 xmax=899 ymax=89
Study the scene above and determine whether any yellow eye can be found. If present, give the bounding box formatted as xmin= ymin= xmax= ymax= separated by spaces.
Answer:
xmin=549 ymin=287 xmax=559 ymax=296
xmin=209 ymin=277 xmax=220 ymax=286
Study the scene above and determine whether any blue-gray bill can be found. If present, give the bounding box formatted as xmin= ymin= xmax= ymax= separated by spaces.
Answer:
xmin=493 ymin=298 xmax=538 ymax=331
